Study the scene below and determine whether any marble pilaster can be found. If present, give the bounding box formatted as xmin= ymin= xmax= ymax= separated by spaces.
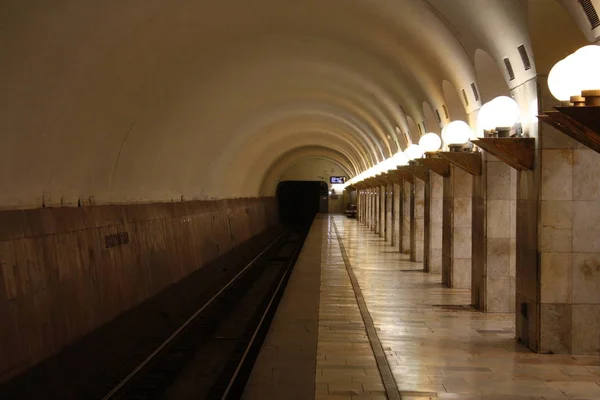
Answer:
xmin=379 ymin=186 xmax=386 ymax=238
xmin=426 ymin=172 xmax=444 ymax=274
xmin=392 ymin=183 xmax=401 ymax=247
xmin=413 ymin=178 xmax=425 ymax=263
xmin=385 ymin=185 xmax=393 ymax=243
xmin=401 ymin=181 xmax=411 ymax=254
xmin=472 ymin=154 xmax=517 ymax=313
xmin=442 ymin=164 xmax=473 ymax=289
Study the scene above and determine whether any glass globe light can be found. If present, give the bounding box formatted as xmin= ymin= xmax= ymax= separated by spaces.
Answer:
xmin=404 ymin=144 xmax=424 ymax=160
xmin=478 ymin=96 xmax=520 ymax=130
xmin=491 ymin=96 xmax=520 ymax=128
xmin=548 ymin=54 xmax=586 ymax=101
xmin=381 ymin=157 xmax=396 ymax=172
xmin=418 ymin=132 xmax=442 ymax=152
xmin=477 ymin=100 xmax=495 ymax=132
xmin=375 ymin=163 xmax=387 ymax=175
xmin=548 ymin=58 xmax=571 ymax=102
xmin=392 ymin=151 xmax=409 ymax=166
xmin=575 ymin=45 xmax=600 ymax=92
xmin=442 ymin=120 xmax=471 ymax=145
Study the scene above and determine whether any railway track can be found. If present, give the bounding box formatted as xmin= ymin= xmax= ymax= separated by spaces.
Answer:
xmin=0 ymin=224 xmax=310 ymax=400
xmin=99 ymin=225 xmax=309 ymax=400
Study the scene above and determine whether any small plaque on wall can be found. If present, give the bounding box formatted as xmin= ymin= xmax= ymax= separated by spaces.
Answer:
xmin=105 ymin=232 xmax=129 ymax=248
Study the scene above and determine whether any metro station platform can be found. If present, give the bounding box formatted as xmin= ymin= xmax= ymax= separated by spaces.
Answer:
xmin=243 ymin=215 xmax=600 ymax=400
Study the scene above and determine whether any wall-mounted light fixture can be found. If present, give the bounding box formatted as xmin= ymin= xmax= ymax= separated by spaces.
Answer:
xmin=478 ymin=96 xmax=521 ymax=138
xmin=404 ymin=144 xmax=424 ymax=160
xmin=418 ymin=132 xmax=442 ymax=153
xmin=548 ymin=45 xmax=600 ymax=106
xmin=442 ymin=120 xmax=472 ymax=152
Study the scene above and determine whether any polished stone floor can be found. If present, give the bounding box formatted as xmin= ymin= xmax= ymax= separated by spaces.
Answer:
xmin=246 ymin=215 xmax=600 ymax=400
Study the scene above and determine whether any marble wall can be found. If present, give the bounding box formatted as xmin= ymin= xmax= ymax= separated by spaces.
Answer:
xmin=442 ymin=164 xmax=473 ymax=289
xmin=373 ymin=190 xmax=383 ymax=235
xmin=472 ymin=154 xmax=517 ymax=313
xmin=379 ymin=186 xmax=386 ymax=239
xmin=413 ymin=179 xmax=426 ymax=263
xmin=427 ymin=172 xmax=444 ymax=274
xmin=386 ymin=185 xmax=393 ymax=243
xmin=392 ymin=184 xmax=401 ymax=247
xmin=402 ymin=181 xmax=411 ymax=254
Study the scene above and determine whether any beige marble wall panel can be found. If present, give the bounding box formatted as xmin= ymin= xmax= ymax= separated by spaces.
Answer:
xmin=385 ymin=185 xmax=392 ymax=243
xmin=379 ymin=186 xmax=386 ymax=238
xmin=392 ymin=184 xmax=401 ymax=247
xmin=414 ymin=179 xmax=425 ymax=263
xmin=442 ymin=165 xmax=472 ymax=289
xmin=402 ymin=181 xmax=411 ymax=254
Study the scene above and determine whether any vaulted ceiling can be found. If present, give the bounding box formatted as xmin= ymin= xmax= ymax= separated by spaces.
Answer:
xmin=0 ymin=0 xmax=593 ymax=207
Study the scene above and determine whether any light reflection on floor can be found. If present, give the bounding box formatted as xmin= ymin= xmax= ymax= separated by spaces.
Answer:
xmin=328 ymin=215 xmax=600 ymax=400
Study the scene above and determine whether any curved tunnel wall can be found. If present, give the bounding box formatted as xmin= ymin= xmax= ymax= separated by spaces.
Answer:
xmin=1 ymin=0 xmax=597 ymax=382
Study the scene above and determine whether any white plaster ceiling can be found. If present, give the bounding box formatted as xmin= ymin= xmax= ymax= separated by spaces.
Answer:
xmin=0 ymin=0 xmax=569 ymax=206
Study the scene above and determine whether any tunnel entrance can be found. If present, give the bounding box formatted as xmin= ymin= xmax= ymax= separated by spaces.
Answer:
xmin=276 ymin=180 xmax=328 ymax=225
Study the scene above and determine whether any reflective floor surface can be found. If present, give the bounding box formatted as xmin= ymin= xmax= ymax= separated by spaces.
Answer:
xmin=249 ymin=215 xmax=600 ymax=400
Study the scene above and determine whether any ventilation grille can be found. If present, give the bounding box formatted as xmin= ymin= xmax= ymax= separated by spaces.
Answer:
xmin=461 ymin=89 xmax=469 ymax=106
xmin=442 ymin=104 xmax=449 ymax=119
xmin=470 ymin=83 xmax=480 ymax=102
xmin=517 ymin=44 xmax=532 ymax=71
xmin=435 ymin=109 xmax=441 ymax=123
xmin=580 ymin=0 xmax=600 ymax=29
xmin=504 ymin=57 xmax=515 ymax=81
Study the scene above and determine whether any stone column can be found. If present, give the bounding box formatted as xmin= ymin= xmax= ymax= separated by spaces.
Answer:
xmin=442 ymin=165 xmax=473 ymax=289
xmin=379 ymin=185 xmax=386 ymax=238
xmin=385 ymin=184 xmax=393 ymax=243
xmin=472 ymin=154 xmax=517 ymax=313
xmin=392 ymin=183 xmax=401 ymax=247
xmin=515 ymin=82 xmax=600 ymax=354
xmin=374 ymin=188 xmax=380 ymax=234
xmin=401 ymin=181 xmax=411 ymax=254
xmin=371 ymin=189 xmax=376 ymax=231
xmin=427 ymin=173 xmax=444 ymax=273
xmin=361 ymin=191 xmax=366 ymax=224
xmin=412 ymin=178 xmax=425 ymax=263
xmin=365 ymin=188 xmax=372 ymax=229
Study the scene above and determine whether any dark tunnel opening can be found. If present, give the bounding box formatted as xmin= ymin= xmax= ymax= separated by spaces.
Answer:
xmin=276 ymin=181 xmax=328 ymax=226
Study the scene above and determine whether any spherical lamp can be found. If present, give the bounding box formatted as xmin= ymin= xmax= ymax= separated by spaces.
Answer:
xmin=548 ymin=54 xmax=586 ymax=103
xmin=418 ymin=132 xmax=442 ymax=152
xmin=477 ymin=100 xmax=495 ymax=132
xmin=490 ymin=96 xmax=520 ymax=128
xmin=404 ymin=144 xmax=424 ymax=160
xmin=442 ymin=120 xmax=472 ymax=145
xmin=548 ymin=58 xmax=572 ymax=102
xmin=392 ymin=151 xmax=409 ymax=166
xmin=575 ymin=45 xmax=600 ymax=105
xmin=382 ymin=157 xmax=396 ymax=171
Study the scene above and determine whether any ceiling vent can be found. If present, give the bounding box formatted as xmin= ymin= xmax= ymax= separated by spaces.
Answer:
xmin=442 ymin=104 xmax=449 ymax=119
xmin=435 ymin=109 xmax=442 ymax=123
xmin=470 ymin=83 xmax=480 ymax=102
xmin=517 ymin=45 xmax=532 ymax=71
xmin=504 ymin=57 xmax=516 ymax=81
xmin=580 ymin=0 xmax=600 ymax=29
xmin=461 ymin=89 xmax=469 ymax=106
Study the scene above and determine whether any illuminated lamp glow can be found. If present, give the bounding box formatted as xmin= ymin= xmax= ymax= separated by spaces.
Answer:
xmin=404 ymin=144 xmax=424 ymax=160
xmin=418 ymin=132 xmax=442 ymax=152
xmin=442 ymin=120 xmax=471 ymax=145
